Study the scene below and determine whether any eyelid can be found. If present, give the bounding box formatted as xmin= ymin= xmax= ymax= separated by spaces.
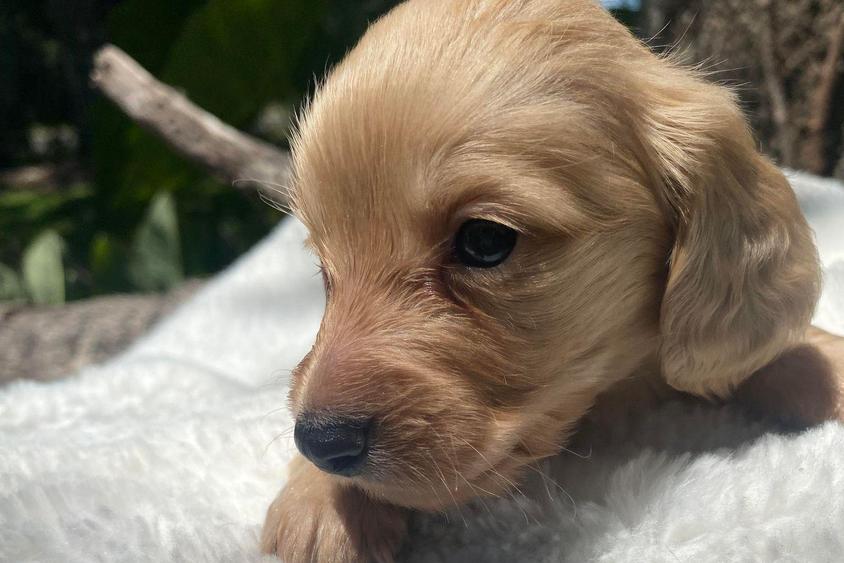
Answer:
xmin=449 ymin=205 xmax=527 ymax=236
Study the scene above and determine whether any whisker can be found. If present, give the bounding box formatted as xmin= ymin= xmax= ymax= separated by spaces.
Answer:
xmin=403 ymin=463 xmax=440 ymax=498
xmin=258 ymin=193 xmax=291 ymax=215
xmin=261 ymin=426 xmax=295 ymax=458
xmin=260 ymin=405 xmax=291 ymax=420
xmin=517 ymin=431 xmax=593 ymax=460
xmin=453 ymin=435 xmax=525 ymax=496
xmin=233 ymin=177 xmax=293 ymax=196
xmin=233 ymin=177 xmax=296 ymax=216
xmin=443 ymin=433 xmax=501 ymax=521
xmin=426 ymin=451 xmax=468 ymax=527
xmin=511 ymin=443 xmax=579 ymax=518
xmin=451 ymin=435 xmax=537 ymax=525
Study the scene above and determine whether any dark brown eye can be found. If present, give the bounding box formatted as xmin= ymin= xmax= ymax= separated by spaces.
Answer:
xmin=454 ymin=219 xmax=517 ymax=268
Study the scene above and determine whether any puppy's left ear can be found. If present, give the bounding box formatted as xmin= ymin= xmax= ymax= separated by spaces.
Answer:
xmin=645 ymin=76 xmax=821 ymax=398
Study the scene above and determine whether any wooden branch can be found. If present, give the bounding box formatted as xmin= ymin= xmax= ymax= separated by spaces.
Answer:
xmin=90 ymin=44 xmax=291 ymax=202
xmin=802 ymin=10 xmax=844 ymax=175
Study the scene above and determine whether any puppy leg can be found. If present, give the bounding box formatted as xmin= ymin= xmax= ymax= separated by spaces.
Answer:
xmin=261 ymin=455 xmax=407 ymax=563
xmin=735 ymin=327 xmax=844 ymax=428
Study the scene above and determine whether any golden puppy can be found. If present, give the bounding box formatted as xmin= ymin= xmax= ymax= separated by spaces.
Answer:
xmin=261 ymin=0 xmax=844 ymax=561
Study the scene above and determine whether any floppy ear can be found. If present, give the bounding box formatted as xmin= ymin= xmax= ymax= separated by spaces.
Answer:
xmin=645 ymin=77 xmax=821 ymax=398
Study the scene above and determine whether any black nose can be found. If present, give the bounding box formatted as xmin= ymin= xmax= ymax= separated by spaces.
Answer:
xmin=294 ymin=416 xmax=369 ymax=476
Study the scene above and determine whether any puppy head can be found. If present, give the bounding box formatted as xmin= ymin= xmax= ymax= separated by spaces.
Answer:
xmin=285 ymin=0 xmax=819 ymax=509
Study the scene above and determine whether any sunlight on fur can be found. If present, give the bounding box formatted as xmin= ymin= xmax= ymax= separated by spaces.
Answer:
xmin=260 ymin=1 xmax=844 ymax=561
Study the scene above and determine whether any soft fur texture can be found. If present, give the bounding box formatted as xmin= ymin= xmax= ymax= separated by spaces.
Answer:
xmin=264 ymin=1 xmax=840 ymax=561
xmin=1 ymin=172 xmax=843 ymax=562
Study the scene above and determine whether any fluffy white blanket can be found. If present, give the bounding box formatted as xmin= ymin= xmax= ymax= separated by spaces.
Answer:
xmin=2 ymin=171 xmax=843 ymax=563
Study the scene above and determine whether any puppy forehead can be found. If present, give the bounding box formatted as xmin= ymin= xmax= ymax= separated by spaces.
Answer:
xmin=289 ymin=0 xmax=634 ymax=261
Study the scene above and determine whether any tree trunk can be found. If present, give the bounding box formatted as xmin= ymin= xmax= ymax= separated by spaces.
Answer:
xmin=642 ymin=0 xmax=844 ymax=179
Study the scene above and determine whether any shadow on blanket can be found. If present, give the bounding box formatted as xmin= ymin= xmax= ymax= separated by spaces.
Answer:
xmin=402 ymin=336 xmax=844 ymax=562
xmin=402 ymin=390 xmax=838 ymax=562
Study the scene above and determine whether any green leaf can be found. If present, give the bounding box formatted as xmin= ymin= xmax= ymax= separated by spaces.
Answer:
xmin=22 ymin=230 xmax=66 ymax=305
xmin=128 ymin=191 xmax=184 ymax=292
xmin=0 ymin=262 xmax=25 ymax=302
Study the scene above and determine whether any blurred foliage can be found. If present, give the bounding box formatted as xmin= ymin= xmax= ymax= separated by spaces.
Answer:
xmin=0 ymin=262 xmax=25 ymax=302
xmin=0 ymin=0 xmax=403 ymax=303
xmin=128 ymin=191 xmax=183 ymax=292
xmin=22 ymin=229 xmax=65 ymax=304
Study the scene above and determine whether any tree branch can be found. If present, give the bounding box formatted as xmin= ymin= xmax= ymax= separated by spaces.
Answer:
xmin=90 ymin=44 xmax=291 ymax=202
xmin=802 ymin=10 xmax=844 ymax=175
xmin=756 ymin=0 xmax=795 ymax=167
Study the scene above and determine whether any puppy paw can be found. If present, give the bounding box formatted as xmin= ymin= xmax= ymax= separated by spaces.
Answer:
xmin=261 ymin=456 xmax=407 ymax=563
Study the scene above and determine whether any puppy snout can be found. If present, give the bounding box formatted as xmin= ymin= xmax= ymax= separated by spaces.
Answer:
xmin=294 ymin=416 xmax=370 ymax=476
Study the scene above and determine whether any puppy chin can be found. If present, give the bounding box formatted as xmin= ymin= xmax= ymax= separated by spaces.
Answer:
xmin=352 ymin=456 xmax=523 ymax=511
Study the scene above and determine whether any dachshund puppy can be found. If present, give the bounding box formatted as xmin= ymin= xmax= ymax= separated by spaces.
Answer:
xmin=261 ymin=0 xmax=844 ymax=561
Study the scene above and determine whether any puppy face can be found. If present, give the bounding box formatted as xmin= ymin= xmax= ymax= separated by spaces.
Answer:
xmin=285 ymin=0 xmax=818 ymax=510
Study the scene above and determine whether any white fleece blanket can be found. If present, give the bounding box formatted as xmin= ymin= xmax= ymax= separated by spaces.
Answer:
xmin=1 ymin=171 xmax=843 ymax=563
